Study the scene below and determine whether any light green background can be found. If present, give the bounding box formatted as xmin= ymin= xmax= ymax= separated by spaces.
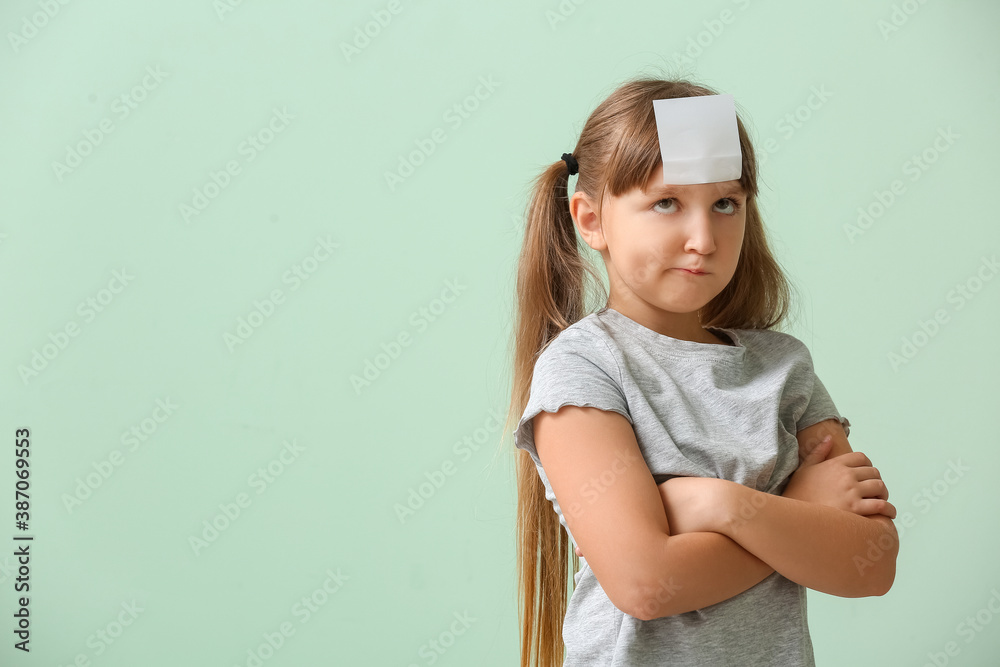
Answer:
xmin=2 ymin=0 xmax=999 ymax=665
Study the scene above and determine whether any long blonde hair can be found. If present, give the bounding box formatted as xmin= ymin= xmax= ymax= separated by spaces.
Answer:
xmin=502 ymin=75 xmax=796 ymax=666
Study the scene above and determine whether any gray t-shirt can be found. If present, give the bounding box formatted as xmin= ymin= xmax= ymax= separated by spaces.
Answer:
xmin=514 ymin=306 xmax=851 ymax=666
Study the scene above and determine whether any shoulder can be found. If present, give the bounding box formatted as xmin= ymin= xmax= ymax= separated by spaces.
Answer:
xmin=538 ymin=314 xmax=616 ymax=358
xmin=734 ymin=327 xmax=812 ymax=361
xmin=533 ymin=316 xmax=623 ymax=380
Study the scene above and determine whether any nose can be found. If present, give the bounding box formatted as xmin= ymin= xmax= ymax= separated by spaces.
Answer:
xmin=682 ymin=209 xmax=717 ymax=254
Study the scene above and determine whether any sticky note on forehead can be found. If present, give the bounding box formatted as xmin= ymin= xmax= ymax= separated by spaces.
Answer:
xmin=652 ymin=94 xmax=742 ymax=185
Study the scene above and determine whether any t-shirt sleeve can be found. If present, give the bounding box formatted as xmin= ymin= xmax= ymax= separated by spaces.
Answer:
xmin=513 ymin=328 xmax=632 ymax=467
xmin=797 ymin=370 xmax=851 ymax=438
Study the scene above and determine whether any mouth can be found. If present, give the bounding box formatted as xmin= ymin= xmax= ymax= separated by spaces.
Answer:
xmin=673 ymin=269 xmax=708 ymax=275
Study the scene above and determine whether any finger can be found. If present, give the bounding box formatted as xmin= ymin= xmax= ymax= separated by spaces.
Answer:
xmin=853 ymin=466 xmax=883 ymax=481
xmin=855 ymin=498 xmax=897 ymax=519
xmin=834 ymin=451 xmax=872 ymax=467
xmin=856 ymin=478 xmax=889 ymax=501
xmin=854 ymin=467 xmax=890 ymax=497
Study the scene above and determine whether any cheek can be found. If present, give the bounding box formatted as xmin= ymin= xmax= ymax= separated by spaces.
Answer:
xmin=720 ymin=223 xmax=745 ymax=255
xmin=723 ymin=228 xmax=746 ymax=271
xmin=624 ymin=247 xmax=670 ymax=285
xmin=733 ymin=218 xmax=747 ymax=245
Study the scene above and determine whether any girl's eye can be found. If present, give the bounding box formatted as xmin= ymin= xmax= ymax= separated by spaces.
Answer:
xmin=715 ymin=197 xmax=742 ymax=215
xmin=652 ymin=198 xmax=678 ymax=213
xmin=653 ymin=198 xmax=743 ymax=215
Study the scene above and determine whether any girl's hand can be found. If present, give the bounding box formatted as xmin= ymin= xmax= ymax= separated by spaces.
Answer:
xmin=574 ymin=476 xmax=728 ymax=559
xmin=782 ymin=435 xmax=896 ymax=519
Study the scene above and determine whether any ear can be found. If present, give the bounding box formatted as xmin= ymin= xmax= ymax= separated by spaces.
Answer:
xmin=570 ymin=191 xmax=607 ymax=252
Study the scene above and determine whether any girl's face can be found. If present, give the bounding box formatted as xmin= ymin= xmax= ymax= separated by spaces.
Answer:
xmin=570 ymin=163 xmax=747 ymax=341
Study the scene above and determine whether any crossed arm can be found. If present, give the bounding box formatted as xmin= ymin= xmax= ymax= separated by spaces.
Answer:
xmin=570 ymin=419 xmax=899 ymax=620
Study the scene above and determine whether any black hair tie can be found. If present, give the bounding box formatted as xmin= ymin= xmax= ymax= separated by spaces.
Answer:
xmin=561 ymin=152 xmax=579 ymax=176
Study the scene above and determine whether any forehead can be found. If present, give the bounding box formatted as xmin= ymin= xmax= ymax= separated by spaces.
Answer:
xmin=639 ymin=178 xmax=746 ymax=198
xmin=639 ymin=163 xmax=744 ymax=196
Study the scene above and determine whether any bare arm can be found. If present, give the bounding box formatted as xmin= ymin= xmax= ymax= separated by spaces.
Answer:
xmin=734 ymin=417 xmax=899 ymax=596
xmin=631 ymin=420 xmax=897 ymax=614
xmin=535 ymin=407 xmax=896 ymax=622
xmin=626 ymin=531 xmax=775 ymax=620
xmin=650 ymin=420 xmax=898 ymax=599
xmin=645 ymin=471 xmax=897 ymax=606
xmin=714 ymin=482 xmax=898 ymax=597
xmin=534 ymin=406 xmax=778 ymax=621
xmin=574 ymin=425 xmax=836 ymax=616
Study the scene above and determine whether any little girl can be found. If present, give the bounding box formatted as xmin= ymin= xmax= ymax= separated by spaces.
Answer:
xmin=504 ymin=77 xmax=899 ymax=666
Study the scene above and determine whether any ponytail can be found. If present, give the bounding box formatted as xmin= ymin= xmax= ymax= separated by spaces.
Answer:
xmin=505 ymin=157 xmax=607 ymax=667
